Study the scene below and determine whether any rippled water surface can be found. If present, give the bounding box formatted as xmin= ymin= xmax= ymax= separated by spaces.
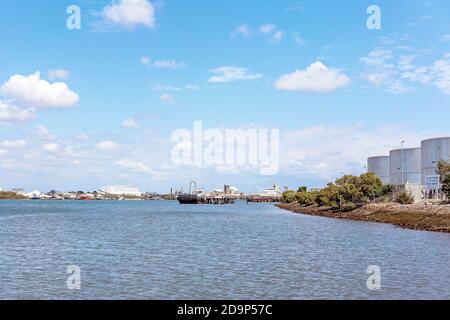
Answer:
xmin=0 ymin=200 xmax=449 ymax=299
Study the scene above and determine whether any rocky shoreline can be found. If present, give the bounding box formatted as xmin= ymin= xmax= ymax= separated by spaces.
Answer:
xmin=276 ymin=202 xmax=450 ymax=234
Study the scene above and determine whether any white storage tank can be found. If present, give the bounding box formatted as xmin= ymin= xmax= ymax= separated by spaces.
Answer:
xmin=367 ymin=156 xmax=390 ymax=184
xmin=390 ymin=148 xmax=421 ymax=185
xmin=421 ymin=137 xmax=450 ymax=184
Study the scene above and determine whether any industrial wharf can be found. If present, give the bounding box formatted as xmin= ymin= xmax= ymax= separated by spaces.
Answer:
xmin=176 ymin=181 xmax=282 ymax=205
xmin=177 ymin=194 xmax=237 ymax=204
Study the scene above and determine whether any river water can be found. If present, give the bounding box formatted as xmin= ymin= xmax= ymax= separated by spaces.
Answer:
xmin=0 ymin=200 xmax=449 ymax=300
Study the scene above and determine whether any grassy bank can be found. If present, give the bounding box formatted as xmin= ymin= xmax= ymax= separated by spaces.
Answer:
xmin=277 ymin=202 xmax=450 ymax=234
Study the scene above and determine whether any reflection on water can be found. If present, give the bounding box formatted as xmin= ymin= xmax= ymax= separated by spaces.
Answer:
xmin=0 ymin=200 xmax=449 ymax=299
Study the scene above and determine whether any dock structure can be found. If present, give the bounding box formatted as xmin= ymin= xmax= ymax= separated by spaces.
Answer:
xmin=177 ymin=193 xmax=236 ymax=205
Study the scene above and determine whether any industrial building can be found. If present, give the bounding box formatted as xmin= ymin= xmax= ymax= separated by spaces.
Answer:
xmin=389 ymin=147 xmax=421 ymax=185
xmin=100 ymin=185 xmax=142 ymax=197
xmin=421 ymin=137 xmax=450 ymax=185
xmin=367 ymin=136 xmax=450 ymax=202
xmin=367 ymin=156 xmax=390 ymax=184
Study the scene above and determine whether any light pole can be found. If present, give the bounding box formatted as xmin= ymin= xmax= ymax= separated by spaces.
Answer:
xmin=401 ymin=140 xmax=405 ymax=185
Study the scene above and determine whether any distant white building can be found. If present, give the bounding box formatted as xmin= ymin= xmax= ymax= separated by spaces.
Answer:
xmin=24 ymin=191 xmax=44 ymax=198
xmin=100 ymin=185 xmax=142 ymax=197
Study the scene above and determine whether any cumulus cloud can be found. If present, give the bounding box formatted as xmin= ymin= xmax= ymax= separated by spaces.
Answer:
xmin=48 ymin=69 xmax=70 ymax=80
xmin=1 ymin=72 xmax=79 ymax=109
xmin=0 ymin=140 xmax=26 ymax=149
xmin=122 ymin=117 xmax=139 ymax=128
xmin=0 ymin=101 xmax=35 ymax=122
xmin=96 ymin=141 xmax=121 ymax=151
xmin=102 ymin=0 xmax=156 ymax=29
xmin=275 ymin=61 xmax=350 ymax=92
xmin=208 ymin=66 xmax=263 ymax=83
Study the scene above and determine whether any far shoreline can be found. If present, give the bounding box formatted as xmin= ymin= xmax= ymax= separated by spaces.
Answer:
xmin=276 ymin=203 xmax=450 ymax=234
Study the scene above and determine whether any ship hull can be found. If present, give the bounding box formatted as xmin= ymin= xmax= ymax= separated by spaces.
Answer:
xmin=177 ymin=194 xmax=201 ymax=204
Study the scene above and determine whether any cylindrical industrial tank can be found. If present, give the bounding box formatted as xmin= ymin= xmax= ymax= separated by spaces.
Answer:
xmin=367 ymin=156 xmax=390 ymax=185
xmin=421 ymin=137 xmax=450 ymax=184
xmin=390 ymin=148 xmax=421 ymax=185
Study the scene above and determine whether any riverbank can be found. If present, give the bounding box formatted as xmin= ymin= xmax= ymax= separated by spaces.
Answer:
xmin=276 ymin=202 xmax=450 ymax=233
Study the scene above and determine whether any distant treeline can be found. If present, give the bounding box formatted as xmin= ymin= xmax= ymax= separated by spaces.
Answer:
xmin=0 ymin=192 xmax=27 ymax=200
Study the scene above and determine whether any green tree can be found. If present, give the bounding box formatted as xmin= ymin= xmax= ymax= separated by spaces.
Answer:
xmin=437 ymin=160 xmax=450 ymax=178
xmin=296 ymin=191 xmax=316 ymax=207
xmin=281 ymin=190 xmax=297 ymax=204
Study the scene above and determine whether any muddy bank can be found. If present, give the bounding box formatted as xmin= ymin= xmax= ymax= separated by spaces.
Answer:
xmin=276 ymin=202 xmax=450 ymax=234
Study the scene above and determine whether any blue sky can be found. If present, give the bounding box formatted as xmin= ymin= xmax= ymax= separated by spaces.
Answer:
xmin=1 ymin=0 xmax=450 ymax=193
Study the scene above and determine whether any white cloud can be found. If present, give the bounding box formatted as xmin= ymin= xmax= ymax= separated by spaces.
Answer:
xmin=42 ymin=143 xmax=59 ymax=153
xmin=386 ymin=80 xmax=414 ymax=94
xmin=160 ymin=93 xmax=174 ymax=104
xmin=270 ymin=31 xmax=285 ymax=43
xmin=0 ymin=149 xmax=7 ymax=156
xmin=116 ymin=159 xmax=152 ymax=173
xmin=0 ymin=101 xmax=35 ymax=122
xmin=275 ymin=61 xmax=350 ymax=92
xmin=122 ymin=117 xmax=139 ymax=128
xmin=36 ymin=125 xmax=56 ymax=140
xmin=102 ymin=0 xmax=156 ymax=29
xmin=141 ymin=57 xmax=185 ymax=69
xmin=430 ymin=57 xmax=450 ymax=94
xmin=0 ymin=140 xmax=26 ymax=149
xmin=96 ymin=141 xmax=121 ymax=151
xmin=36 ymin=125 xmax=51 ymax=136
xmin=293 ymin=32 xmax=305 ymax=46
xmin=1 ymin=72 xmax=79 ymax=109
xmin=361 ymin=46 xmax=450 ymax=95
xmin=231 ymin=24 xmax=252 ymax=37
xmin=48 ymin=69 xmax=70 ymax=80
xmin=398 ymin=55 xmax=415 ymax=71
xmin=140 ymin=56 xmax=151 ymax=65
xmin=208 ymin=66 xmax=263 ymax=83
xmin=260 ymin=24 xmax=276 ymax=34
xmin=360 ymin=49 xmax=394 ymax=67
xmin=153 ymin=60 xmax=185 ymax=70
